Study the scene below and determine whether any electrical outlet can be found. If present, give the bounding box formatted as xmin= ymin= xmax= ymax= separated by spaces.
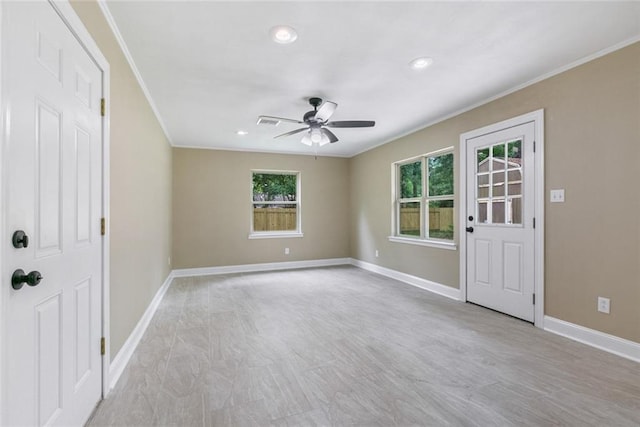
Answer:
xmin=284 ymin=247 xmax=290 ymax=255
xmin=550 ymin=189 xmax=565 ymax=203
xmin=597 ymin=297 xmax=610 ymax=314
xmin=375 ymin=250 xmax=379 ymax=258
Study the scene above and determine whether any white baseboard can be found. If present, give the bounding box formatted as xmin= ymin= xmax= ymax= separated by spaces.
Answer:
xmin=350 ymin=258 xmax=461 ymax=301
xmin=544 ymin=316 xmax=640 ymax=363
xmin=172 ymin=257 xmax=352 ymax=278
xmin=107 ymin=272 xmax=174 ymax=391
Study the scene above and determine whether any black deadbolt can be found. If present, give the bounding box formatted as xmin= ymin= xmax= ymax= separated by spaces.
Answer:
xmin=11 ymin=269 xmax=43 ymax=290
xmin=12 ymin=230 xmax=29 ymax=248
xmin=468 ymin=215 xmax=474 ymax=221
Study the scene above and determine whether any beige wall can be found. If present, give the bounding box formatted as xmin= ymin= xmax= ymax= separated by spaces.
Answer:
xmin=173 ymin=149 xmax=349 ymax=268
xmin=71 ymin=2 xmax=173 ymax=356
xmin=350 ymin=42 xmax=640 ymax=343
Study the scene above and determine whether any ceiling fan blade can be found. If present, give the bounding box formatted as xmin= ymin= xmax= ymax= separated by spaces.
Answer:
xmin=257 ymin=115 xmax=304 ymax=125
xmin=314 ymin=101 xmax=338 ymax=122
xmin=274 ymin=127 xmax=308 ymax=139
xmin=321 ymin=128 xmax=339 ymax=143
xmin=326 ymin=120 xmax=375 ymax=128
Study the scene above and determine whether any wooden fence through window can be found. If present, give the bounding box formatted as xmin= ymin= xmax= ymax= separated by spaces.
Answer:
xmin=253 ymin=207 xmax=297 ymax=231
xmin=253 ymin=206 xmax=453 ymax=233
xmin=400 ymin=207 xmax=454 ymax=232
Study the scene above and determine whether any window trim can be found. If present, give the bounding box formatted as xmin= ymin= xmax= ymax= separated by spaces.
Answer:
xmin=390 ymin=147 xmax=456 ymax=249
xmin=249 ymin=169 xmax=302 ymax=239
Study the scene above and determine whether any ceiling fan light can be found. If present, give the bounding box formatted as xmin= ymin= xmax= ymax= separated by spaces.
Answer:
xmin=319 ymin=132 xmax=330 ymax=146
xmin=310 ymin=128 xmax=322 ymax=143
xmin=270 ymin=25 xmax=298 ymax=44
xmin=301 ymin=133 xmax=313 ymax=146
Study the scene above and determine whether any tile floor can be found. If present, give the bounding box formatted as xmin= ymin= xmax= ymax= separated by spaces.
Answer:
xmin=87 ymin=266 xmax=640 ymax=426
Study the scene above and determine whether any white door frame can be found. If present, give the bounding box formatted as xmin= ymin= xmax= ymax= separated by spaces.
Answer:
xmin=459 ymin=110 xmax=545 ymax=328
xmin=0 ymin=1 xmax=111 ymax=419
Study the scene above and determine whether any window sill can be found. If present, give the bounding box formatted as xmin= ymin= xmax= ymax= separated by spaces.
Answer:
xmin=388 ymin=235 xmax=457 ymax=251
xmin=248 ymin=232 xmax=304 ymax=240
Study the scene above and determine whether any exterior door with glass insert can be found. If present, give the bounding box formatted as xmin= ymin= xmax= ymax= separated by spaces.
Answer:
xmin=465 ymin=122 xmax=535 ymax=322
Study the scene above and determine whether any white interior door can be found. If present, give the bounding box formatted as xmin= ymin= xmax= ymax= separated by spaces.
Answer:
xmin=465 ymin=122 xmax=535 ymax=322
xmin=2 ymin=1 xmax=103 ymax=425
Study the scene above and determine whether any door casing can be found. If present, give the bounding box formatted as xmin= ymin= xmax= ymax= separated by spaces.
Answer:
xmin=459 ymin=110 xmax=545 ymax=328
xmin=0 ymin=0 xmax=111 ymax=420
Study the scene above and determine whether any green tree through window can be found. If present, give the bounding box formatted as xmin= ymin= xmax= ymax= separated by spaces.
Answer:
xmin=252 ymin=173 xmax=297 ymax=201
xmin=400 ymin=161 xmax=422 ymax=199
xmin=428 ymin=153 xmax=453 ymax=197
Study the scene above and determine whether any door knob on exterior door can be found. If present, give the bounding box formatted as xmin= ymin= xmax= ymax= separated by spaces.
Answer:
xmin=466 ymin=226 xmax=474 ymax=233
xmin=11 ymin=269 xmax=43 ymax=290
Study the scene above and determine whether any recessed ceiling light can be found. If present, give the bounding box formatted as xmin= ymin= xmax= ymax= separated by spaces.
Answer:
xmin=270 ymin=25 xmax=298 ymax=44
xmin=236 ymin=130 xmax=248 ymax=136
xmin=409 ymin=57 xmax=434 ymax=70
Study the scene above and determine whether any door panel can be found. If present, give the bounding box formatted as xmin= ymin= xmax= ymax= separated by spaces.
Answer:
xmin=36 ymin=100 xmax=63 ymax=256
xmin=36 ymin=293 xmax=63 ymax=426
xmin=2 ymin=1 xmax=103 ymax=425
xmin=503 ymin=242 xmax=523 ymax=292
xmin=75 ymin=127 xmax=93 ymax=244
xmin=36 ymin=30 xmax=63 ymax=82
xmin=475 ymin=239 xmax=492 ymax=285
xmin=466 ymin=122 xmax=535 ymax=322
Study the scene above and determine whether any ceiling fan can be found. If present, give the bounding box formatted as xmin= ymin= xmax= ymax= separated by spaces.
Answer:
xmin=257 ymin=97 xmax=375 ymax=146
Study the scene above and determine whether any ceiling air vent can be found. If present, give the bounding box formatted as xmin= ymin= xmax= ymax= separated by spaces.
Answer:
xmin=257 ymin=116 xmax=281 ymax=126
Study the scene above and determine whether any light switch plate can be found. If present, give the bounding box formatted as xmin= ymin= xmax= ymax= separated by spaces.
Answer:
xmin=550 ymin=189 xmax=565 ymax=203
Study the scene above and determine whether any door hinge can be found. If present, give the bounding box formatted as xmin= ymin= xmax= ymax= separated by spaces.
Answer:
xmin=100 ymin=337 xmax=106 ymax=355
xmin=533 ymin=140 xmax=536 ymax=152
xmin=533 ymin=293 xmax=536 ymax=305
xmin=100 ymin=98 xmax=105 ymax=117
xmin=533 ymin=217 xmax=536 ymax=229
xmin=100 ymin=217 xmax=106 ymax=236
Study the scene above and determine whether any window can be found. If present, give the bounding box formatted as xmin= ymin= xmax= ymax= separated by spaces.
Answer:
xmin=391 ymin=149 xmax=454 ymax=248
xmin=250 ymin=171 xmax=302 ymax=238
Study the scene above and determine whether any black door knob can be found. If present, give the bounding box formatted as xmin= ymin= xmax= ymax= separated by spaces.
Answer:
xmin=11 ymin=269 xmax=43 ymax=290
xmin=12 ymin=230 xmax=29 ymax=248
xmin=466 ymin=226 xmax=474 ymax=233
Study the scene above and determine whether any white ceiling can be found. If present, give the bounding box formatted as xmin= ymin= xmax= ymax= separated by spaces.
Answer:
xmin=103 ymin=1 xmax=640 ymax=157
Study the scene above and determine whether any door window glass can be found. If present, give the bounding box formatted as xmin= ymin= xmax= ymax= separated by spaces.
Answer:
xmin=475 ymin=139 xmax=523 ymax=225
